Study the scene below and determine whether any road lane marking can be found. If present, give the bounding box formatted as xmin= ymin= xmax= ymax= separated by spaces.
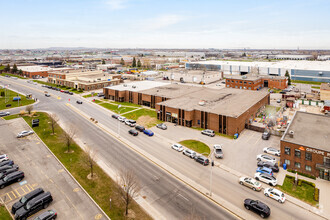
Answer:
xmin=73 ymin=188 xmax=80 ymax=192
xmin=95 ymin=214 xmax=103 ymax=219
xmin=6 ymin=193 xmax=12 ymax=200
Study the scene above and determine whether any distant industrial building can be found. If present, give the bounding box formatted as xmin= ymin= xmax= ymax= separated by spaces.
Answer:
xmin=104 ymin=81 xmax=269 ymax=136
xmin=226 ymin=74 xmax=287 ymax=90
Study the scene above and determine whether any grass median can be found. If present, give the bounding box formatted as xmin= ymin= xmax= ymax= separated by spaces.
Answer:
xmin=100 ymin=103 xmax=137 ymax=114
xmin=179 ymin=140 xmax=210 ymax=156
xmin=292 ymin=80 xmax=322 ymax=85
xmin=7 ymin=112 xmax=151 ymax=219
xmin=0 ymin=88 xmax=35 ymax=110
xmin=0 ymin=205 xmax=11 ymax=220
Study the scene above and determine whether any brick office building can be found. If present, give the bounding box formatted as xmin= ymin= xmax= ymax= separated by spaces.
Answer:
xmin=104 ymin=81 xmax=270 ymax=136
xmin=19 ymin=66 xmax=50 ymax=78
xmin=280 ymin=111 xmax=330 ymax=180
xmin=226 ymin=75 xmax=287 ymax=90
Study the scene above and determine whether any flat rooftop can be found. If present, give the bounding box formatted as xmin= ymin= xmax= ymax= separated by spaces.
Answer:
xmin=226 ymin=74 xmax=286 ymax=81
xmin=19 ymin=65 xmax=50 ymax=72
xmin=170 ymin=69 xmax=220 ymax=76
xmin=282 ymin=111 xmax=330 ymax=152
xmin=320 ymin=83 xmax=330 ymax=91
xmin=158 ymin=87 xmax=269 ymax=118
xmin=142 ymin=84 xmax=202 ymax=99
xmin=104 ymin=80 xmax=170 ymax=92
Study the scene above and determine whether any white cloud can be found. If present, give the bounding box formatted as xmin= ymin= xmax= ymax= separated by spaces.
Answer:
xmin=105 ymin=0 xmax=129 ymax=10
xmin=143 ymin=14 xmax=186 ymax=30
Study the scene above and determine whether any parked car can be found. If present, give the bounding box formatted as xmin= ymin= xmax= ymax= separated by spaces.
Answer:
xmin=0 ymin=165 xmax=18 ymax=173
xmin=256 ymin=154 xmax=276 ymax=165
xmin=254 ymin=173 xmax=277 ymax=186
xmin=0 ymin=112 xmax=10 ymax=117
xmin=256 ymin=167 xmax=274 ymax=176
xmin=201 ymin=129 xmax=215 ymax=137
xmin=76 ymin=100 xmax=83 ymax=104
xmin=257 ymin=161 xmax=279 ymax=172
xmin=244 ymin=199 xmax=271 ymax=218
xmin=277 ymin=99 xmax=281 ymax=103
xmin=68 ymin=92 xmax=73 ymax=95
xmin=45 ymin=93 xmax=50 ymax=97
xmin=182 ymin=149 xmax=196 ymax=158
xmin=171 ymin=144 xmax=184 ymax=152
xmin=17 ymin=130 xmax=34 ymax=138
xmin=156 ymin=123 xmax=167 ymax=130
xmin=194 ymin=155 xmax=209 ymax=166
xmin=0 ymin=154 xmax=9 ymax=163
xmin=262 ymin=131 xmax=270 ymax=140
xmin=0 ymin=160 xmax=14 ymax=167
xmin=33 ymin=209 xmax=57 ymax=220
xmin=0 ymin=171 xmax=24 ymax=189
xmin=0 ymin=167 xmax=19 ymax=180
xmin=112 ymin=114 xmax=119 ymax=119
xmin=97 ymin=93 xmax=104 ymax=97
xmin=118 ymin=116 xmax=126 ymax=122
xmin=12 ymin=188 xmax=45 ymax=214
xmin=239 ymin=177 xmax=262 ymax=191
xmin=14 ymin=192 xmax=53 ymax=220
xmin=143 ymin=130 xmax=154 ymax=136
xmin=128 ymin=129 xmax=139 ymax=136
xmin=264 ymin=188 xmax=285 ymax=203
xmin=263 ymin=147 xmax=280 ymax=157
xmin=213 ymin=144 xmax=223 ymax=159
xmin=125 ymin=119 xmax=136 ymax=127
xmin=135 ymin=125 xmax=145 ymax=132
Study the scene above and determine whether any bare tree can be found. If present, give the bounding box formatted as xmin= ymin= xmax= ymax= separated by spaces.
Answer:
xmin=26 ymin=105 xmax=33 ymax=114
xmin=117 ymin=169 xmax=140 ymax=216
xmin=49 ymin=113 xmax=59 ymax=135
xmin=85 ymin=145 xmax=97 ymax=178
xmin=62 ymin=125 xmax=76 ymax=153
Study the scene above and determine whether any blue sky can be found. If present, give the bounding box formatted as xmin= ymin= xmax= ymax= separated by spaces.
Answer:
xmin=1 ymin=0 xmax=330 ymax=49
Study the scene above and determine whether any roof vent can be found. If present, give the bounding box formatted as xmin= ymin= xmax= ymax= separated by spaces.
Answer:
xmin=288 ymin=130 xmax=294 ymax=138
xmin=199 ymin=100 xmax=206 ymax=106
xmin=132 ymin=85 xmax=136 ymax=89
xmin=242 ymin=75 xmax=247 ymax=79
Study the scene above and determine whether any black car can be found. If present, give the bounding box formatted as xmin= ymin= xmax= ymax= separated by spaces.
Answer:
xmin=128 ymin=129 xmax=139 ymax=136
xmin=262 ymin=131 xmax=270 ymax=140
xmin=244 ymin=199 xmax=270 ymax=218
xmin=135 ymin=125 xmax=145 ymax=132
xmin=0 ymin=165 xmax=18 ymax=173
xmin=0 ymin=171 xmax=24 ymax=189
xmin=64 ymin=90 xmax=69 ymax=94
xmin=45 ymin=94 xmax=50 ymax=97
xmin=0 ymin=160 xmax=14 ymax=167
xmin=68 ymin=92 xmax=73 ymax=95
xmin=34 ymin=209 xmax=57 ymax=220
xmin=55 ymin=88 xmax=61 ymax=91
xmin=194 ymin=155 xmax=209 ymax=166
xmin=112 ymin=114 xmax=119 ymax=119
xmin=0 ymin=167 xmax=19 ymax=180
xmin=257 ymin=161 xmax=279 ymax=172
xmin=76 ymin=101 xmax=83 ymax=104
xmin=12 ymin=188 xmax=45 ymax=214
xmin=15 ymin=192 xmax=53 ymax=220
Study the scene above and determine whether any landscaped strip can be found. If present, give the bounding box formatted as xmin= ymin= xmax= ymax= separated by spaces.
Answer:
xmin=32 ymin=80 xmax=84 ymax=94
xmin=100 ymin=103 xmax=137 ymax=114
xmin=291 ymin=80 xmax=322 ymax=85
xmin=0 ymin=205 xmax=12 ymax=220
xmin=179 ymin=139 xmax=210 ymax=156
xmin=191 ymin=127 xmax=234 ymax=139
xmin=7 ymin=112 xmax=151 ymax=220
xmin=1 ymin=72 xmax=27 ymax=79
xmin=0 ymin=88 xmax=35 ymax=110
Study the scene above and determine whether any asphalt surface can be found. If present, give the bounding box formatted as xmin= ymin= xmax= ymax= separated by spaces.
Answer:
xmin=0 ymin=76 xmax=326 ymax=220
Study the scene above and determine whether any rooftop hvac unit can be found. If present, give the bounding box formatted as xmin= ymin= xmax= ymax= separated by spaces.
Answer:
xmin=198 ymin=100 xmax=205 ymax=106
xmin=123 ymin=84 xmax=127 ymax=87
xmin=242 ymin=75 xmax=247 ymax=79
xmin=132 ymin=86 xmax=136 ymax=88
xmin=288 ymin=130 xmax=294 ymax=138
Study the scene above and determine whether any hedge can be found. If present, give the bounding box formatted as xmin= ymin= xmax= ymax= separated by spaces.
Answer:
xmin=287 ymin=169 xmax=316 ymax=180
xmin=314 ymin=188 xmax=320 ymax=202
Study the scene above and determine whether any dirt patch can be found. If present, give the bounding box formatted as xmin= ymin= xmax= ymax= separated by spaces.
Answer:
xmin=125 ymin=209 xmax=136 ymax=219
xmin=137 ymin=116 xmax=157 ymax=128
xmin=87 ymin=173 xmax=98 ymax=180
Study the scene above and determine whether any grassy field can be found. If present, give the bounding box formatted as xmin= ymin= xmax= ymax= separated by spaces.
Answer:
xmin=0 ymin=205 xmax=12 ymax=220
xmin=278 ymin=175 xmax=318 ymax=206
xmin=100 ymin=103 xmax=137 ymax=114
xmin=1 ymin=72 xmax=27 ymax=79
xmin=292 ymin=80 xmax=322 ymax=85
xmin=179 ymin=140 xmax=210 ymax=156
xmin=83 ymin=93 xmax=97 ymax=98
xmin=123 ymin=108 xmax=156 ymax=120
xmin=0 ymin=88 xmax=35 ymax=110
xmin=7 ymin=112 xmax=150 ymax=220
xmin=111 ymin=101 xmax=141 ymax=108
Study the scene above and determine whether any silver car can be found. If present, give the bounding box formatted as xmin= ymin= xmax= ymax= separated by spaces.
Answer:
xmin=213 ymin=144 xmax=223 ymax=158
xmin=183 ymin=149 xmax=196 ymax=158
xmin=17 ymin=130 xmax=34 ymax=138
xmin=263 ymin=147 xmax=280 ymax=157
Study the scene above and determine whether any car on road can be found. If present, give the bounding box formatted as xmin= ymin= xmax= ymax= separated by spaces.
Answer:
xmin=171 ymin=144 xmax=184 ymax=152
xmin=0 ymin=160 xmax=15 ymax=168
xmin=262 ymin=131 xmax=270 ymax=140
xmin=112 ymin=114 xmax=119 ymax=119
xmin=256 ymin=167 xmax=273 ymax=176
xmin=257 ymin=161 xmax=279 ymax=172
xmin=183 ymin=149 xmax=196 ymax=158
xmin=76 ymin=100 xmax=83 ymax=104
xmin=194 ymin=155 xmax=209 ymax=166
xmin=14 ymin=192 xmax=53 ymax=220
xmin=213 ymin=144 xmax=223 ymax=159
xmin=143 ymin=129 xmax=154 ymax=136
xmin=156 ymin=123 xmax=167 ymax=130
xmin=12 ymin=189 xmax=45 ymax=214
xmin=239 ymin=177 xmax=262 ymax=191
xmin=264 ymin=188 xmax=285 ymax=203
xmin=0 ymin=171 xmax=24 ymax=189
xmin=68 ymin=92 xmax=73 ymax=95
xmin=128 ymin=129 xmax=139 ymax=136
xmin=45 ymin=93 xmax=50 ymax=97
xmin=118 ymin=116 xmax=126 ymax=122
xmin=135 ymin=125 xmax=145 ymax=132
xmin=17 ymin=130 xmax=34 ymax=138
xmin=0 ymin=167 xmax=19 ymax=180
xmin=0 ymin=154 xmax=9 ymax=162
xmin=0 ymin=112 xmax=10 ymax=117
xmin=201 ymin=129 xmax=215 ymax=137
xmin=34 ymin=209 xmax=57 ymax=220
xmin=256 ymin=154 xmax=276 ymax=165
xmin=254 ymin=173 xmax=277 ymax=186
xmin=244 ymin=199 xmax=271 ymax=218
xmin=125 ymin=119 xmax=136 ymax=127
xmin=263 ymin=147 xmax=280 ymax=157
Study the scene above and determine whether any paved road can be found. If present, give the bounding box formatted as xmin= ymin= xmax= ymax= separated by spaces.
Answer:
xmin=0 ymin=76 xmax=326 ymax=220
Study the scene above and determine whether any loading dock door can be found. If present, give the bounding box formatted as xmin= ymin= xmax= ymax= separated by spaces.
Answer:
xmin=264 ymin=80 xmax=269 ymax=87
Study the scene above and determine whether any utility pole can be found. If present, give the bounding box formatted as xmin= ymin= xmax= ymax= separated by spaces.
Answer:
xmin=209 ymin=148 xmax=214 ymax=196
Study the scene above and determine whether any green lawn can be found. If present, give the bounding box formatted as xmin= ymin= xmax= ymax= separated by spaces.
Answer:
xmin=0 ymin=88 xmax=35 ymax=110
xmin=6 ymin=112 xmax=150 ymax=220
xmin=0 ymin=205 xmax=12 ymax=220
xmin=311 ymin=86 xmax=320 ymax=89
xmin=32 ymin=80 xmax=84 ymax=94
xmin=83 ymin=93 xmax=97 ymax=98
xmin=111 ymin=101 xmax=141 ymax=108
xmin=123 ymin=108 xmax=156 ymax=120
xmin=99 ymin=103 xmax=136 ymax=114
xmin=93 ymin=99 xmax=102 ymax=104
xmin=277 ymin=175 xmax=318 ymax=206
xmin=292 ymin=80 xmax=322 ymax=85
xmin=2 ymin=114 xmax=20 ymax=120
xmin=179 ymin=140 xmax=210 ymax=156
xmin=191 ymin=127 xmax=234 ymax=139
xmin=1 ymin=72 xmax=27 ymax=79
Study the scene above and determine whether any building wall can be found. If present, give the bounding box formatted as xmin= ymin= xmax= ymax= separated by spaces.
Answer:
xmin=291 ymin=69 xmax=330 ymax=83
xmin=226 ymin=78 xmax=287 ymax=90
xmin=23 ymin=71 xmax=48 ymax=78
xmin=265 ymin=78 xmax=287 ymax=90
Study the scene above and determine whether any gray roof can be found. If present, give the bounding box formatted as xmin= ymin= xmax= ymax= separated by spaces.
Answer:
xmin=104 ymin=81 xmax=169 ymax=92
xmin=282 ymin=111 xmax=330 ymax=152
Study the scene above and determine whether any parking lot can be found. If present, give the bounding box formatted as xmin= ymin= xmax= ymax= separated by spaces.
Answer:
xmin=0 ymin=118 xmax=107 ymax=220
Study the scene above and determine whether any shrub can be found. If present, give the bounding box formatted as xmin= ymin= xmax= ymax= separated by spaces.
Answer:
xmin=314 ymin=188 xmax=319 ymax=202
xmin=287 ymin=169 xmax=316 ymax=180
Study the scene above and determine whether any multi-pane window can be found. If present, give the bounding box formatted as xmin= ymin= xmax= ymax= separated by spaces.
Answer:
xmin=285 ymin=147 xmax=290 ymax=155
xmin=305 ymin=152 xmax=312 ymax=161
xmin=295 ymin=149 xmax=301 ymax=158
xmin=295 ymin=162 xmax=301 ymax=168
xmin=284 ymin=159 xmax=290 ymax=165
xmin=305 ymin=165 xmax=312 ymax=172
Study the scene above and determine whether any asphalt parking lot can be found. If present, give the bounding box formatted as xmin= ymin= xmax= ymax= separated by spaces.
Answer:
xmin=0 ymin=118 xmax=106 ymax=220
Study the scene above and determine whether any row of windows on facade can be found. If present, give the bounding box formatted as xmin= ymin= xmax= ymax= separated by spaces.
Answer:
xmin=227 ymin=85 xmax=254 ymax=90
xmin=49 ymin=74 xmax=62 ymax=79
xmin=284 ymin=147 xmax=312 ymax=160
xmin=284 ymin=159 xmax=312 ymax=171
xmin=227 ymin=80 xmax=254 ymax=84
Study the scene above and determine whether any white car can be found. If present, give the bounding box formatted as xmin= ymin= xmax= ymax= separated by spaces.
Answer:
xmin=118 ymin=116 xmax=126 ymax=122
xmin=264 ymin=188 xmax=286 ymax=203
xmin=171 ymin=144 xmax=184 ymax=152
xmin=213 ymin=144 xmax=223 ymax=158
xmin=0 ymin=154 xmax=9 ymax=162
xmin=263 ymin=147 xmax=280 ymax=157
xmin=125 ymin=119 xmax=136 ymax=127
xmin=257 ymin=154 xmax=276 ymax=165
xmin=182 ymin=149 xmax=196 ymax=158
xmin=17 ymin=130 xmax=34 ymax=138
xmin=254 ymin=173 xmax=277 ymax=186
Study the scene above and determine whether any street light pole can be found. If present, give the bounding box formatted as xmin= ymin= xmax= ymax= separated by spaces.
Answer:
xmin=209 ymin=148 xmax=214 ymax=197
xmin=117 ymin=105 xmax=125 ymax=137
